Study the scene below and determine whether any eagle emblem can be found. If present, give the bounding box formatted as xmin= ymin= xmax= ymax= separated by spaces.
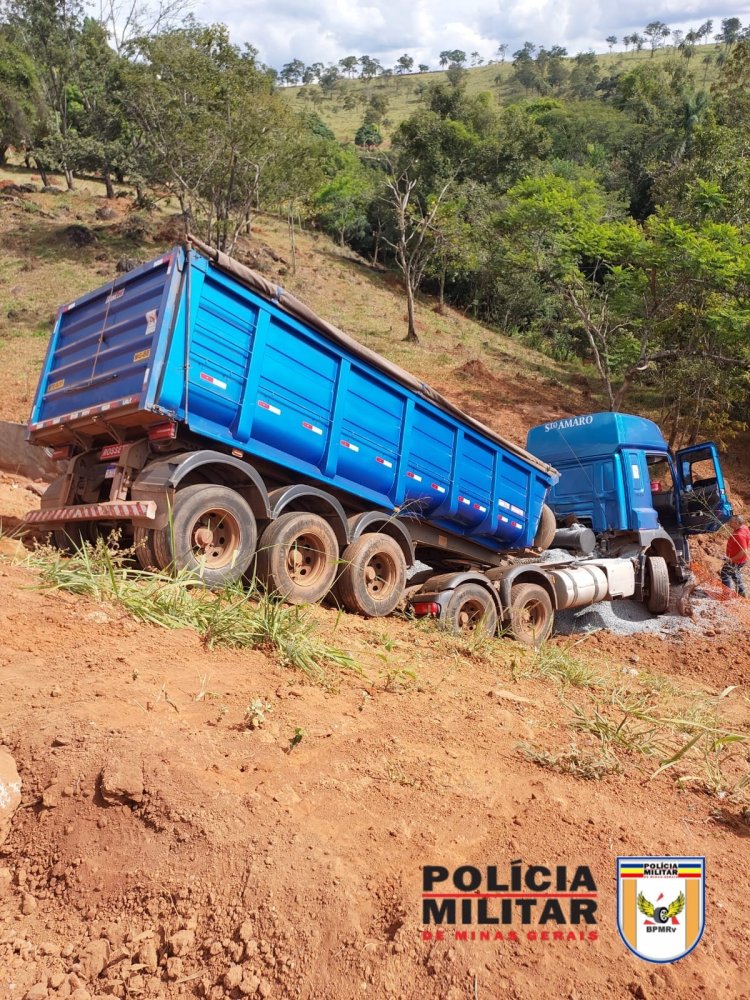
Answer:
xmin=637 ymin=891 xmax=685 ymax=924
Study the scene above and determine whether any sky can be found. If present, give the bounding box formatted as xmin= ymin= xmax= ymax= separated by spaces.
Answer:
xmin=193 ymin=1 xmax=750 ymax=70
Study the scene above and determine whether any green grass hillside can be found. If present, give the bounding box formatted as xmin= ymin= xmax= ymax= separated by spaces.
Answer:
xmin=284 ymin=43 xmax=726 ymax=144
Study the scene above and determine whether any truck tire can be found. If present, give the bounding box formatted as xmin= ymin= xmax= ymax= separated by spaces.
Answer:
xmin=52 ymin=524 xmax=91 ymax=553
xmin=507 ymin=583 xmax=554 ymax=646
xmin=133 ymin=527 xmax=158 ymax=571
xmin=152 ymin=484 xmax=257 ymax=587
xmin=443 ymin=583 xmax=498 ymax=637
xmin=337 ymin=533 xmax=407 ymax=618
xmin=645 ymin=555 xmax=670 ymax=614
xmin=255 ymin=511 xmax=339 ymax=604
xmin=533 ymin=504 xmax=557 ymax=551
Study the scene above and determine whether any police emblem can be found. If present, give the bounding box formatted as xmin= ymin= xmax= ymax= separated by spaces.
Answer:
xmin=617 ymin=857 xmax=705 ymax=963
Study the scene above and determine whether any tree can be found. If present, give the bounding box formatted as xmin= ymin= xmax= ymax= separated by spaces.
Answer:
xmin=418 ymin=63 xmax=429 ymax=73
xmin=697 ymin=20 xmax=713 ymax=44
xmin=470 ymin=51 xmax=483 ymax=66
xmin=359 ymin=54 xmax=380 ymax=79
xmin=339 ymin=55 xmax=358 ymax=77
xmin=97 ymin=0 xmax=189 ymax=54
xmin=383 ymin=165 xmax=455 ymax=342
xmin=354 ymin=121 xmax=382 ymax=149
xmin=717 ymin=18 xmax=742 ymax=49
xmin=4 ymin=0 xmax=86 ymax=188
xmin=644 ymin=21 xmax=671 ymax=56
xmin=0 ymin=29 xmax=44 ymax=164
xmin=122 ymin=21 xmax=302 ymax=251
xmin=280 ymin=58 xmax=305 ymax=86
xmin=438 ymin=50 xmax=449 ymax=68
xmin=632 ymin=33 xmax=645 ymax=52
xmin=313 ymin=149 xmax=374 ymax=247
xmin=606 ymin=35 xmax=617 ymax=54
xmin=396 ymin=53 xmax=413 ymax=74
xmin=497 ymin=43 xmax=507 ymax=62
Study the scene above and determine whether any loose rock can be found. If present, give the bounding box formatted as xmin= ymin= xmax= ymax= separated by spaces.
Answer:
xmin=99 ymin=757 xmax=144 ymax=805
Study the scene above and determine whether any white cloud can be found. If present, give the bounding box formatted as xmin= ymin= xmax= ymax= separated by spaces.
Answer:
xmin=195 ymin=0 xmax=750 ymax=69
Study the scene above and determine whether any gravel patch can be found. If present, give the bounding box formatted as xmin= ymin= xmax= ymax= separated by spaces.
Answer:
xmin=554 ymin=591 xmax=737 ymax=639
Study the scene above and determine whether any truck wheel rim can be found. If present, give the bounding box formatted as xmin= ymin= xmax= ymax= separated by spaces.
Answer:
xmin=191 ymin=509 xmax=240 ymax=569
xmin=457 ymin=599 xmax=487 ymax=632
xmin=286 ymin=533 xmax=328 ymax=588
xmin=363 ymin=552 xmax=397 ymax=600
xmin=519 ymin=599 xmax=544 ymax=633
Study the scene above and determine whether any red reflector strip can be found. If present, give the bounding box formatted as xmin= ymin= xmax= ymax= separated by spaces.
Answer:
xmin=499 ymin=515 xmax=509 ymax=522
xmin=340 ymin=440 xmax=360 ymax=452
xmin=431 ymin=483 xmax=446 ymax=493
xmin=412 ymin=601 xmax=440 ymax=617
xmin=375 ymin=457 xmax=393 ymax=468
xmin=458 ymin=496 xmax=470 ymax=505
xmin=25 ymin=501 xmax=157 ymax=523
xmin=406 ymin=471 xmax=422 ymax=482
xmin=511 ymin=521 xmax=522 ymax=528
xmin=257 ymin=400 xmax=281 ymax=415
xmin=473 ymin=504 xmax=487 ymax=512
xmin=302 ymin=421 xmax=323 ymax=435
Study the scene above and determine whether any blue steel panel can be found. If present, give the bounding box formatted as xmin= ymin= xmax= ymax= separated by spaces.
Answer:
xmin=34 ymin=255 xmax=175 ymax=421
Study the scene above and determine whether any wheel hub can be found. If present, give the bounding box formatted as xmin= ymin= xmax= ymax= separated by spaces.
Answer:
xmin=190 ymin=509 xmax=240 ymax=569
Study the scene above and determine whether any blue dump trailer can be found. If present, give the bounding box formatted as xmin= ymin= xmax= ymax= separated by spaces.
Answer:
xmin=26 ymin=238 xmax=560 ymax=635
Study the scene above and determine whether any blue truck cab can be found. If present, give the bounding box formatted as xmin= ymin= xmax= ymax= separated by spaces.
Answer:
xmin=526 ymin=412 xmax=733 ymax=580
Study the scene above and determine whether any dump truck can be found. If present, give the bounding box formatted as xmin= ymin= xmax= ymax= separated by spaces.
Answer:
xmin=25 ymin=241 xmax=733 ymax=645
xmin=25 ymin=239 xmax=562 ymax=638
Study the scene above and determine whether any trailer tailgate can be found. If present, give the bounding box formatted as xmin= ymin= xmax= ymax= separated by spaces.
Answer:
xmin=28 ymin=253 xmax=180 ymax=443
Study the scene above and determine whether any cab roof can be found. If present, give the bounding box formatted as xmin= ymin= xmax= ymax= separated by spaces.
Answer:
xmin=526 ymin=412 xmax=668 ymax=464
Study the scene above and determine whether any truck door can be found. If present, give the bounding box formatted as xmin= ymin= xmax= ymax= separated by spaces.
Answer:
xmin=675 ymin=443 xmax=733 ymax=534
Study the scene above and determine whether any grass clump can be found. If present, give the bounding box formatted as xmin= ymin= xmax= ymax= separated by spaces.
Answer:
xmin=29 ymin=538 xmax=356 ymax=684
xmin=522 ymin=644 xmax=603 ymax=689
xmin=516 ymin=740 xmax=620 ymax=780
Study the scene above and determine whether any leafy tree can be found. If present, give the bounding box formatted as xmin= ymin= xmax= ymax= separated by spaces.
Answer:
xmin=122 ymin=21 xmax=302 ymax=250
xmin=354 ymin=121 xmax=382 ymax=149
xmin=717 ymin=17 xmax=742 ymax=49
xmin=644 ymin=21 xmax=671 ymax=56
xmin=697 ymin=20 xmax=713 ymax=44
xmin=338 ymin=55 xmax=357 ymax=77
xmin=4 ymin=0 xmax=86 ymax=188
xmin=395 ymin=53 xmax=413 ymax=74
xmin=280 ymin=58 xmax=305 ymax=86
xmin=418 ymin=63 xmax=429 ymax=73
xmin=0 ymin=28 xmax=44 ymax=163
xmin=359 ymin=54 xmax=380 ymax=79
xmin=496 ymin=43 xmax=507 ymax=62
xmin=313 ymin=149 xmax=374 ymax=246
xmin=606 ymin=35 xmax=617 ymax=53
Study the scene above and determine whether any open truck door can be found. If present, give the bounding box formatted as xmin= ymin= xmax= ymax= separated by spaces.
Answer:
xmin=676 ymin=443 xmax=733 ymax=534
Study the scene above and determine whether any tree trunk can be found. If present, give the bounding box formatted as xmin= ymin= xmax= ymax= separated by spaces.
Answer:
xmin=35 ymin=160 xmax=49 ymax=186
xmin=288 ymin=209 xmax=297 ymax=275
xmin=103 ymin=171 xmax=115 ymax=199
xmin=0 ymin=145 xmax=7 ymax=165
xmin=404 ymin=276 xmax=419 ymax=343
xmin=64 ymin=165 xmax=74 ymax=190
xmin=438 ymin=264 xmax=446 ymax=313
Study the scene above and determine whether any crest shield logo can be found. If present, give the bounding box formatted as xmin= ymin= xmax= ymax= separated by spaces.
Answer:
xmin=617 ymin=857 xmax=705 ymax=963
